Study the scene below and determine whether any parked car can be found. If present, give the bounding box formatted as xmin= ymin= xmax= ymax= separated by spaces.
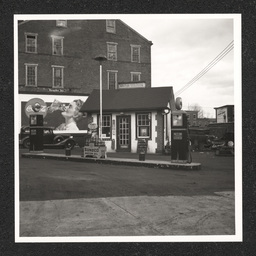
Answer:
xmin=19 ymin=126 xmax=77 ymax=150
xmin=207 ymin=132 xmax=234 ymax=155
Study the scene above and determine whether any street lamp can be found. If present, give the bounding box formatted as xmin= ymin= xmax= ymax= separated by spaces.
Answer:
xmin=94 ymin=55 xmax=107 ymax=140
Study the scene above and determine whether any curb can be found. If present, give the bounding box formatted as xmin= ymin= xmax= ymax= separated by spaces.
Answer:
xmin=22 ymin=153 xmax=201 ymax=170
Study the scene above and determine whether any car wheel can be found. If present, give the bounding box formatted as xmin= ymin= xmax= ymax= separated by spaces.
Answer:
xmin=65 ymin=140 xmax=75 ymax=150
xmin=54 ymin=136 xmax=64 ymax=143
xmin=23 ymin=138 xmax=30 ymax=149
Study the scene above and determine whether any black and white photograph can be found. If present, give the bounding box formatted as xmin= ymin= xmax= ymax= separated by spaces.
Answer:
xmin=14 ymin=14 xmax=242 ymax=243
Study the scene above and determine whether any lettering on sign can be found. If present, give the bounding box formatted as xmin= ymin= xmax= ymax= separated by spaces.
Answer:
xmin=137 ymin=139 xmax=148 ymax=153
xmin=118 ymin=82 xmax=146 ymax=89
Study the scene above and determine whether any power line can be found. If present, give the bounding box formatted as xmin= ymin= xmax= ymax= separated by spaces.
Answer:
xmin=176 ymin=41 xmax=234 ymax=95
xmin=176 ymin=41 xmax=234 ymax=96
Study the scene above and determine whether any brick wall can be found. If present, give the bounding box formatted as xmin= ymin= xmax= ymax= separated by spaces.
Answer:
xmin=18 ymin=20 xmax=152 ymax=95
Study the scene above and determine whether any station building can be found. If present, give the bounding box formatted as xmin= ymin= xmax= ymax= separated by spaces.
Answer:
xmin=80 ymin=87 xmax=176 ymax=153
xmin=18 ymin=19 xmax=152 ymax=129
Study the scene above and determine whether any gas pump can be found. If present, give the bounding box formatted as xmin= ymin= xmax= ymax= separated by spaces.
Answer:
xmin=171 ymin=98 xmax=192 ymax=163
xmin=29 ymin=114 xmax=44 ymax=152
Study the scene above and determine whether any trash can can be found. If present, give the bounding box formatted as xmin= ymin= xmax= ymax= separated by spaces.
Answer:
xmin=139 ymin=152 xmax=145 ymax=161
xmin=65 ymin=148 xmax=71 ymax=156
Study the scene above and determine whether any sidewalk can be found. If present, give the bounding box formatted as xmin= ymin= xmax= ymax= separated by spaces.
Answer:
xmin=21 ymin=149 xmax=201 ymax=170
xmin=19 ymin=191 xmax=235 ymax=239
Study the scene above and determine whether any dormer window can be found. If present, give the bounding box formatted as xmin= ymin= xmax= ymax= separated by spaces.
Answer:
xmin=56 ymin=20 xmax=67 ymax=27
xmin=106 ymin=20 xmax=116 ymax=33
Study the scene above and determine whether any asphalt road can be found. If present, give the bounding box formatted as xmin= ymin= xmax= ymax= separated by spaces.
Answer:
xmin=19 ymin=149 xmax=234 ymax=201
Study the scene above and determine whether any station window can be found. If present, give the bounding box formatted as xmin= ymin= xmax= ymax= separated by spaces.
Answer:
xmin=107 ymin=42 xmax=117 ymax=61
xmin=106 ymin=20 xmax=116 ymax=33
xmin=25 ymin=64 xmax=38 ymax=86
xmin=52 ymin=66 xmax=64 ymax=88
xmin=99 ymin=114 xmax=112 ymax=138
xmin=136 ymin=113 xmax=151 ymax=139
xmin=25 ymin=33 xmax=37 ymax=53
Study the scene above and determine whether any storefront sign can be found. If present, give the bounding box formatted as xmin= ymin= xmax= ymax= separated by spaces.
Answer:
xmin=137 ymin=139 xmax=148 ymax=153
xmin=118 ymin=82 xmax=146 ymax=89
xmin=83 ymin=145 xmax=106 ymax=158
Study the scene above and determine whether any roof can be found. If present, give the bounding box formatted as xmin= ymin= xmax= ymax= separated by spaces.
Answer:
xmin=80 ymin=87 xmax=175 ymax=113
xmin=214 ymin=105 xmax=234 ymax=109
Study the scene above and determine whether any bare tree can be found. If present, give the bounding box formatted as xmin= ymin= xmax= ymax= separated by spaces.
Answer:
xmin=188 ymin=103 xmax=204 ymax=118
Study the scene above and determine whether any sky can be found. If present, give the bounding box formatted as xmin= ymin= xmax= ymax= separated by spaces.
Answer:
xmin=120 ymin=14 xmax=237 ymax=118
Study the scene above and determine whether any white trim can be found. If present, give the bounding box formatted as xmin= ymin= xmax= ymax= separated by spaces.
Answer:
xmin=107 ymin=42 xmax=117 ymax=61
xmin=25 ymin=32 xmax=38 ymax=53
xmin=51 ymin=36 xmax=64 ymax=55
xmin=130 ymin=72 xmax=141 ymax=82
xmin=106 ymin=20 xmax=116 ymax=34
xmin=56 ymin=20 xmax=67 ymax=27
xmin=52 ymin=66 xmax=64 ymax=88
xmin=131 ymin=45 xmax=141 ymax=63
xmin=24 ymin=63 xmax=38 ymax=87
xmin=107 ymin=70 xmax=118 ymax=89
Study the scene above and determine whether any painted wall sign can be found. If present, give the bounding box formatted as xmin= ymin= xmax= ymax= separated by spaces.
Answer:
xmin=25 ymin=98 xmax=47 ymax=118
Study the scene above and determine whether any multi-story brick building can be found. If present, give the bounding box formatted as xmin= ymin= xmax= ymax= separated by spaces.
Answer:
xmin=17 ymin=19 xmax=153 ymax=129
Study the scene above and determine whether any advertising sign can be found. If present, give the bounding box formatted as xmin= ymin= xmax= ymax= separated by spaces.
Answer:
xmin=21 ymin=96 xmax=88 ymax=132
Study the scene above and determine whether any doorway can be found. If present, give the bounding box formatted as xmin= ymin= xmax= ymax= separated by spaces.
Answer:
xmin=116 ymin=115 xmax=131 ymax=152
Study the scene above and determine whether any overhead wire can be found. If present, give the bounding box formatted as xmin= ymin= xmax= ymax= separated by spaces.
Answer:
xmin=176 ymin=41 xmax=234 ymax=96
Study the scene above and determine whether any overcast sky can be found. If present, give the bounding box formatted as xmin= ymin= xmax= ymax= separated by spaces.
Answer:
xmin=120 ymin=14 xmax=236 ymax=118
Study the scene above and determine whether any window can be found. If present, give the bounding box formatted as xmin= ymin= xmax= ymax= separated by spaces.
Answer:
xmin=52 ymin=36 xmax=63 ymax=55
xmin=107 ymin=42 xmax=117 ymax=61
xmin=107 ymin=70 xmax=118 ymax=89
xmin=106 ymin=20 xmax=116 ymax=33
xmin=101 ymin=115 xmax=112 ymax=138
xmin=52 ymin=66 xmax=64 ymax=88
xmin=193 ymin=114 xmax=196 ymax=120
xmin=131 ymin=45 xmax=140 ymax=62
xmin=137 ymin=113 xmax=151 ymax=139
xmin=25 ymin=64 xmax=38 ymax=86
xmin=56 ymin=20 xmax=67 ymax=27
xmin=25 ymin=33 xmax=37 ymax=53
xmin=131 ymin=72 xmax=141 ymax=82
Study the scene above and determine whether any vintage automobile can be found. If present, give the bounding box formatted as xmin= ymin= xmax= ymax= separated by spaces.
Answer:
xmin=208 ymin=132 xmax=234 ymax=155
xmin=19 ymin=126 xmax=79 ymax=150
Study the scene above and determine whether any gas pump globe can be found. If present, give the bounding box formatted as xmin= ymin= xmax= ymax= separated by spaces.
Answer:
xmin=171 ymin=97 xmax=191 ymax=163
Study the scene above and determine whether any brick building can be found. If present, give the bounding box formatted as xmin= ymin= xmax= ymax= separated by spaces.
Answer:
xmin=18 ymin=19 xmax=152 ymax=129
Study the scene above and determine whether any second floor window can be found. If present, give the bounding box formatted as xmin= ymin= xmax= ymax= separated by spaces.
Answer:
xmin=131 ymin=72 xmax=141 ymax=82
xmin=131 ymin=45 xmax=140 ymax=62
xmin=107 ymin=42 xmax=117 ymax=61
xmin=25 ymin=64 xmax=38 ymax=86
xmin=52 ymin=36 xmax=63 ymax=55
xmin=106 ymin=20 xmax=116 ymax=33
xmin=108 ymin=70 xmax=118 ymax=89
xmin=25 ymin=33 xmax=37 ymax=53
xmin=52 ymin=66 xmax=64 ymax=88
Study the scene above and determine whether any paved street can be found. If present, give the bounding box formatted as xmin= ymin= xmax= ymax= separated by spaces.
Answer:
xmin=18 ymin=149 xmax=235 ymax=238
